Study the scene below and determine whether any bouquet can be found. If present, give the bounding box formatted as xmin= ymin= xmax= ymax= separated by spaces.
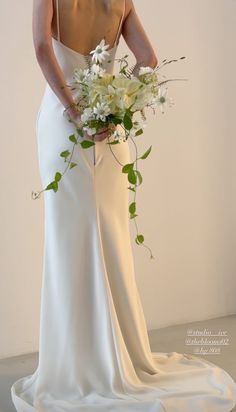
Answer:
xmin=32 ymin=39 xmax=186 ymax=259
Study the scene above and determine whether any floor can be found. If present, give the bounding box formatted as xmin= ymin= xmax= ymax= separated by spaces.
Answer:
xmin=1 ymin=314 xmax=236 ymax=412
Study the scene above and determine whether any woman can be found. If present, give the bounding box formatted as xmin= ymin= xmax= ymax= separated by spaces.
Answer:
xmin=33 ymin=0 xmax=157 ymax=138
xmin=11 ymin=1 xmax=236 ymax=411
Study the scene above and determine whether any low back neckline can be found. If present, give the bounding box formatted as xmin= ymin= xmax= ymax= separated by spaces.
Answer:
xmin=54 ymin=0 xmax=125 ymax=58
xmin=52 ymin=36 xmax=118 ymax=59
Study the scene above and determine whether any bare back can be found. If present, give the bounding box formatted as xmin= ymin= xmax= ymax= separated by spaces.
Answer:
xmin=51 ymin=0 xmax=126 ymax=55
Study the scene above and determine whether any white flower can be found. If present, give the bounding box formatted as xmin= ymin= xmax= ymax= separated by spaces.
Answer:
xmin=138 ymin=67 xmax=158 ymax=86
xmin=139 ymin=66 xmax=154 ymax=76
xmin=90 ymin=39 xmax=110 ymax=64
xmin=102 ymin=85 xmax=117 ymax=111
xmin=73 ymin=67 xmax=90 ymax=82
xmin=83 ymin=127 xmax=97 ymax=136
xmin=128 ymin=119 xmax=147 ymax=138
xmin=81 ymin=107 xmax=94 ymax=122
xmin=93 ymin=101 xmax=110 ymax=121
xmin=86 ymin=64 xmax=106 ymax=81
xmin=131 ymin=87 xmax=153 ymax=111
xmin=112 ymin=129 xmax=122 ymax=139
xmin=90 ymin=64 xmax=106 ymax=77
xmin=156 ymin=87 xmax=174 ymax=114
xmin=110 ymin=125 xmax=126 ymax=141
xmin=133 ymin=119 xmax=147 ymax=131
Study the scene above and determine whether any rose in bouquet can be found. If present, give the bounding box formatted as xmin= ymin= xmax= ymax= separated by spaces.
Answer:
xmin=32 ymin=39 xmax=186 ymax=259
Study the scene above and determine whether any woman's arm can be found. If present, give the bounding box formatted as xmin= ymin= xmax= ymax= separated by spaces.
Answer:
xmin=32 ymin=0 xmax=80 ymax=120
xmin=122 ymin=0 xmax=158 ymax=76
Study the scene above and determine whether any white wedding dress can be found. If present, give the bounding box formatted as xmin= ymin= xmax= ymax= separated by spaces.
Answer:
xmin=11 ymin=0 xmax=236 ymax=411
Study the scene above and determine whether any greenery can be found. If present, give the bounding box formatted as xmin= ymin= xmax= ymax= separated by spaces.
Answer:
xmin=32 ymin=41 xmax=186 ymax=259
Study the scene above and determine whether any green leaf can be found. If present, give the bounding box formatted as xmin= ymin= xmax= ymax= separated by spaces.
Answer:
xmin=113 ymin=118 xmax=122 ymax=125
xmin=140 ymin=145 xmax=152 ymax=160
xmin=135 ymin=170 xmax=143 ymax=185
xmin=123 ymin=113 xmax=133 ymax=130
xmin=106 ymin=140 xmax=120 ymax=145
xmin=60 ymin=150 xmax=70 ymax=158
xmin=130 ymin=213 xmax=138 ymax=219
xmin=76 ymin=128 xmax=84 ymax=137
xmin=69 ymin=134 xmax=77 ymax=144
xmin=135 ymin=128 xmax=143 ymax=136
xmin=128 ymin=169 xmax=137 ymax=184
xmin=129 ymin=202 xmax=136 ymax=214
xmin=80 ymin=140 xmax=95 ymax=148
xmin=128 ymin=186 xmax=136 ymax=192
xmin=69 ymin=162 xmax=77 ymax=169
xmin=45 ymin=182 xmax=55 ymax=191
xmin=135 ymin=234 xmax=144 ymax=244
xmin=54 ymin=172 xmax=62 ymax=182
xmin=122 ymin=163 xmax=134 ymax=173
xmin=45 ymin=181 xmax=58 ymax=192
xmin=52 ymin=181 xmax=58 ymax=192
xmin=107 ymin=116 xmax=122 ymax=125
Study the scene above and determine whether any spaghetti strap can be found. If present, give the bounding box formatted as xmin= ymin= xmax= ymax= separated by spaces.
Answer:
xmin=55 ymin=0 xmax=60 ymax=41
xmin=114 ymin=0 xmax=126 ymax=46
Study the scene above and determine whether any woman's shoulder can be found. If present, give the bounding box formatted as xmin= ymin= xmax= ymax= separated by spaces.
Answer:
xmin=123 ymin=0 xmax=135 ymax=21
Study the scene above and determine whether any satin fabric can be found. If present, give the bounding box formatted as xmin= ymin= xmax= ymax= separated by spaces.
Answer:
xmin=11 ymin=10 xmax=236 ymax=412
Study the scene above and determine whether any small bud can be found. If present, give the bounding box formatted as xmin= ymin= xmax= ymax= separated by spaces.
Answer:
xmin=31 ymin=191 xmax=41 ymax=200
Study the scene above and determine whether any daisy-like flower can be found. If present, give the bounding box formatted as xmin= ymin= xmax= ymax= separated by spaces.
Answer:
xmin=156 ymin=87 xmax=174 ymax=114
xmin=111 ymin=129 xmax=122 ymax=139
xmin=139 ymin=66 xmax=154 ymax=76
xmin=81 ymin=107 xmax=94 ymax=122
xmin=90 ymin=64 xmax=106 ymax=77
xmin=83 ymin=126 xmax=97 ymax=136
xmin=138 ymin=67 xmax=158 ymax=86
xmin=89 ymin=39 xmax=111 ymax=64
xmin=128 ymin=119 xmax=147 ymax=138
xmin=73 ymin=67 xmax=90 ymax=83
xmin=93 ymin=101 xmax=110 ymax=121
xmin=133 ymin=119 xmax=147 ymax=132
xmin=109 ymin=124 xmax=126 ymax=142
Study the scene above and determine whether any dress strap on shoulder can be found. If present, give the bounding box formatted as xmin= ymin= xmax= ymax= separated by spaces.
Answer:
xmin=114 ymin=0 xmax=126 ymax=46
xmin=55 ymin=0 xmax=60 ymax=41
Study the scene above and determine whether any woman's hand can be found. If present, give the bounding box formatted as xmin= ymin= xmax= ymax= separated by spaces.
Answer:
xmin=65 ymin=106 xmax=116 ymax=142
xmin=64 ymin=106 xmax=92 ymax=141
xmin=65 ymin=106 xmax=83 ymax=127
xmin=94 ymin=124 xmax=116 ymax=142
xmin=94 ymin=126 xmax=110 ymax=142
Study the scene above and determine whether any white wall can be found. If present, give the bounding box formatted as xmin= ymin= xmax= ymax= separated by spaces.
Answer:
xmin=0 ymin=0 xmax=235 ymax=359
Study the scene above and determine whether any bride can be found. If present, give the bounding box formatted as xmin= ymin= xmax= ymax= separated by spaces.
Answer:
xmin=32 ymin=0 xmax=157 ymax=137
xmin=10 ymin=1 xmax=236 ymax=411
